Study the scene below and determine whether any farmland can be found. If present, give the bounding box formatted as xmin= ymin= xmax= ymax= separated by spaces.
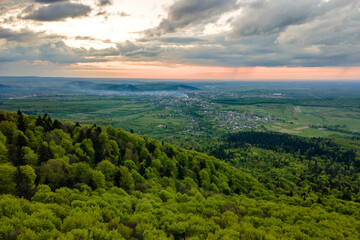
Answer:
xmin=0 ymin=79 xmax=359 ymax=143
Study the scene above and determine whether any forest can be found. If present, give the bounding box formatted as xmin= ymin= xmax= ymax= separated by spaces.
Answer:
xmin=0 ymin=110 xmax=359 ymax=239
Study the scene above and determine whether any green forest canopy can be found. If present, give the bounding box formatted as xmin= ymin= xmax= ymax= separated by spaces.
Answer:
xmin=0 ymin=110 xmax=359 ymax=239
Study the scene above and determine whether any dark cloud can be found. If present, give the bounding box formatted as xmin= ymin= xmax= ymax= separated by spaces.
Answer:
xmin=228 ymin=0 xmax=352 ymax=39
xmin=24 ymin=2 xmax=91 ymax=21
xmin=131 ymin=0 xmax=360 ymax=67
xmin=145 ymin=0 xmax=237 ymax=36
xmin=37 ymin=41 xmax=96 ymax=63
xmin=0 ymin=40 xmax=119 ymax=64
xmin=0 ymin=27 xmax=41 ymax=42
xmin=0 ymin=27 xmax=120 ymax=64
xmin=155 ymin=33 xmax=360 ymax=68
xmin=158 ymin=35 xmax=286 ymax=67
xmin=0 ymin=27 xmax=61 ymax=45
xmin=0 ymin=46 xmax=39 ymax=63
xmin=98 ymin=0 xmax=112 ymax=6
xmin=117 ymin=41 xmax=161 ymax=58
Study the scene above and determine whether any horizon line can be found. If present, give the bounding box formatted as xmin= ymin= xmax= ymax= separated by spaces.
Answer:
xmin=1 ymin=75 xmax=360 ymax=83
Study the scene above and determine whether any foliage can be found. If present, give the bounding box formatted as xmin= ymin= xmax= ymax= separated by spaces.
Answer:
xmin=0 ymin=110 xmax=359 ymax=239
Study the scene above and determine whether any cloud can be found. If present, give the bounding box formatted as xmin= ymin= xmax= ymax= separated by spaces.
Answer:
xmin=0 ymin=40 xmax=119 ymax=64
xmin=24 ymin=2 xmax=91 ymax=21
xmin=0 ymin=27 xmax=61 ymax=46
xmin=0 ymin=0 xmax=26 ymax=7
xmin=34 ymin=0 xmax=67 ymax=3
xmin=158 ymin=35 xmax=287 ymax=67
xmin=118 ymin=11 xmax=130 ymax=17
xmin=98 ymin=0 xmax=112 ymax=6
xmin=159 ymin=37 xmax=205 ymax=44
xmin=135 ymin=0 xmax=360 ymax=67
xmin=276 ymin=1 xmax=360 ymax=46
xmin=228 ymin=0 xmax=352 ymax=39
xmin=117 ymin=41 xmax=161 ymax=58
xmin=1 ymin=0 xmax=359 ymax=69
xmin=0 ymin=27 xmax=120 ymax=64
xmin=274 ymin=1 xmax=360 ymax=67
xmin=145 ymin=0 xmax=237 ymax=36
xmin=0 ymin=27 xmax=43 ymax=42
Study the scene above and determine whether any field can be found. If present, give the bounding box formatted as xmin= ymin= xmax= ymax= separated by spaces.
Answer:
xmin=0 ymin=96 xmax=191 ymax=139
xmin=0 ymin=80 xmax=359 ymax=143
xmin=1 ymin=97 xmax=359 ymax=142
xmin=226 ymin=103 xmax=360 ymax=138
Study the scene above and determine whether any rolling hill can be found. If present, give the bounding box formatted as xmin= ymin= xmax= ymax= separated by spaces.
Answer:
xmin=0 ymin=110 xmax=359 ymax=239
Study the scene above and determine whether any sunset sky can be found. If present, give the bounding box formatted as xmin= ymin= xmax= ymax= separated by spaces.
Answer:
xmin=0 ymin=0 xmax=359 ymax=80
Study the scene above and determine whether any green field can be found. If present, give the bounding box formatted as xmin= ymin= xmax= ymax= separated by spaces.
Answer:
xmin=227 ymin=103 xmax=360 ymax=138
xmin=1 ymin=93 xmax=359 ymax=142
xmin=0 ymin=96 xmax=192 ymax=139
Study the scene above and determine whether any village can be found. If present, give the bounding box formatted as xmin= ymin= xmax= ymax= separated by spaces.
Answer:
xmin=148 ymin=90 xmax=276 ymax=135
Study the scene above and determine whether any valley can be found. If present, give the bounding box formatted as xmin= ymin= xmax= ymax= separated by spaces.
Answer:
xmin=0 ymin=78 xmax=359 ymax=239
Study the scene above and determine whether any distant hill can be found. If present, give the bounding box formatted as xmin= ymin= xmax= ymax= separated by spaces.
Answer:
xmin=69 ymin=81 xmax=97 ymax=89
xmin=95 ymin=83 xmax=141 ymax=92
xmin=0 ymin=84 xmax=13 ymax=91
xmin=0 ymin=77 xmax=199 ymax=96
xmin=136 ymin=83 xmax=199 ymax=91
xmin=68 ymin=81 xmax=199 ymax=92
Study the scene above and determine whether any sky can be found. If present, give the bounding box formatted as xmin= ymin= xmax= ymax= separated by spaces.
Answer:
xmin=0 ymin=0 xmax=359 ymax=80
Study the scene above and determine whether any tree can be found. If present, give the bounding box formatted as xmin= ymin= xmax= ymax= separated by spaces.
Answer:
xmin=17 ymin=165 xmax=36 ymax=199
xmin=71 ymin=162 xmax=93 ymax=186
xmin=80 ymin=139 xmax=95 ymax=163
xmin=199 ymin=169 xmax=211 ymax=190
xmin=118 ymin=166 xmax=134 ymax=191
xmin=93 ymin=131 xmax=108 ymax=164
xmin=92 ymin=170 xmax=106 ymax=189
xmin=42 ymin=113 xmax=53 ymax=132
xmin=0 ymin=120 xmax=17 ymax=143
xmin=39 ymin=159 xmax=69 ymax=189
xmin=17 ymin=109 xmax=26 ymax=132
xmin=0 ymin=132 xmax=8 ymax=163
xmin=0 ymin=163 xmax=17 ymax=194
xmin=38 ymin=142 xmax=53 ymax=163
xmin=22 ymin=146 xmax=38 ymax=166
xmin=36 ymin=116 xmax=44 ymax=128
xmin=96 ymin=160 xmax=117 ymax=182
xmin=53 ymin=119 xmax=62 ymax=130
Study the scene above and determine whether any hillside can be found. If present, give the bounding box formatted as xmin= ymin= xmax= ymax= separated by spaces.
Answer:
xmin=0 ymin=110 xmax=359 ymax=239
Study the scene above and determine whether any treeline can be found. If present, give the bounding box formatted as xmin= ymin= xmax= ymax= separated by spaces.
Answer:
xmin=0 ymin=110 xmax=360 ymax=239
